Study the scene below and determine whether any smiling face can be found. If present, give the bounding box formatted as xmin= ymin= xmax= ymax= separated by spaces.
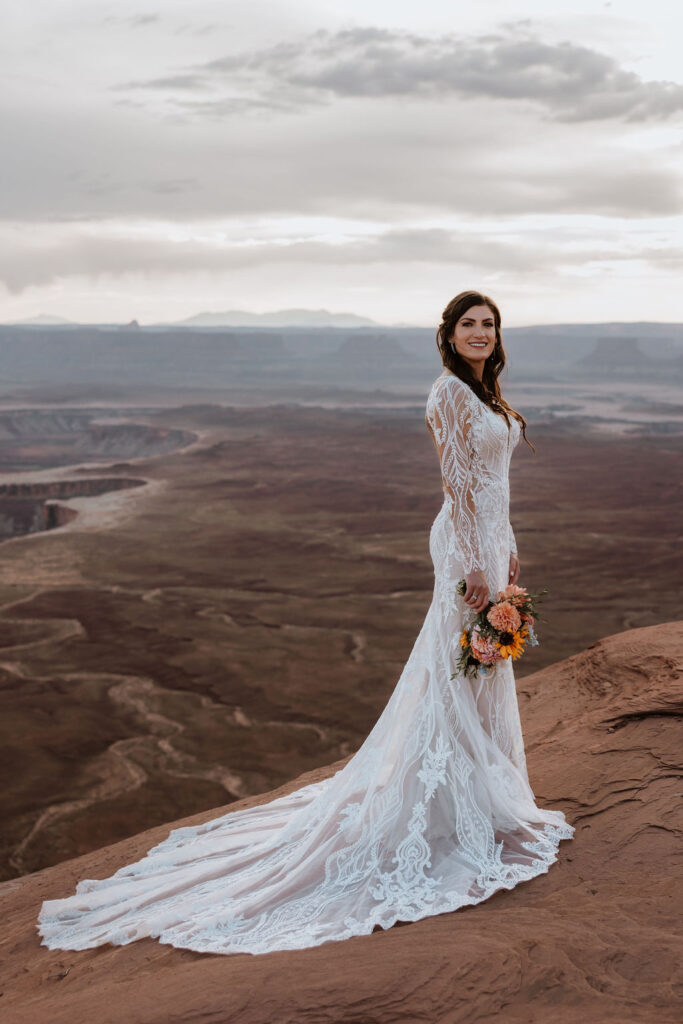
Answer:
xmin=450 ymin=304 xmax=497 ymax=375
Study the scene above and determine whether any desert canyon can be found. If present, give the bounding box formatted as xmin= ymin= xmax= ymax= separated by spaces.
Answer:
xmin=0 ymin=321 xmax=681 ymax=1022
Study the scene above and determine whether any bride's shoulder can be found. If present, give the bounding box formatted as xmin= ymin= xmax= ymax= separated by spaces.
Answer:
xmin=427 ymin=374 xmax=481 ymax=429
xmin=430 ymin=372 xmax=476 ymax=403
xmin=432 ymin=370 xmax=467 ymax=390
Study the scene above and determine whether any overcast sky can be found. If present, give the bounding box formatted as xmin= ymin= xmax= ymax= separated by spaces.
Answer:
xmin=2 ymin=0 xmax=682 ymax=326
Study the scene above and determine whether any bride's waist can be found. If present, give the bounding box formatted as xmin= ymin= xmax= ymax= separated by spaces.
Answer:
xmin=437 ymin=493 xmax=509 ymax=521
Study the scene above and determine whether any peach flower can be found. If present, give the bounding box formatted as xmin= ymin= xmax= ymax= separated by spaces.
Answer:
xmin=487 ymin=601 xmax=522 ymax=633
xmin=470 ymin=626 xmax=501 ymax=665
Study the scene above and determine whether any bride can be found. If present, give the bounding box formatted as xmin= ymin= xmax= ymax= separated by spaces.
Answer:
xmin=37 ymin=289 xmax=574 ymax=956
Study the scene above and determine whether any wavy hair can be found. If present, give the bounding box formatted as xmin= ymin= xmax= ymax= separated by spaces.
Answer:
xmin=435 ymin=290 xmax=535 ymax=453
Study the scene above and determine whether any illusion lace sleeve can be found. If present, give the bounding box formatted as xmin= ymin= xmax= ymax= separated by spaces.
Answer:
xmin=509 ymin=520 xmax=517 ymax=555
xmin=428 ymin=379 xmax=485 ymax=574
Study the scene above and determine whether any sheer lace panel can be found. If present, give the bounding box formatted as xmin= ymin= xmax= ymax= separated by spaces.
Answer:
xmin=425 ymin=375 xmax=485 ymax=575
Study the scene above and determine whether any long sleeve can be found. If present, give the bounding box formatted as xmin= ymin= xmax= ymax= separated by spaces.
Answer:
xmin=508 ymin=520 xmax=517 ymax=555
xmin=426 ymin=378 xmax=485 ymax=574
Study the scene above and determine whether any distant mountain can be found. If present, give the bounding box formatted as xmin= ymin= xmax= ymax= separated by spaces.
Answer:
xmin=505 ymin=321 xmax=683 ymax=339
xmin=4 ymin=314 xmax=73 ymax=326
xmin=576 ymin=336 xmax=650 ymax=367
xmin=501 ymin=321 xmax=683 ymax=371
xmin=168 ymin=309 xmax=379 ymax=328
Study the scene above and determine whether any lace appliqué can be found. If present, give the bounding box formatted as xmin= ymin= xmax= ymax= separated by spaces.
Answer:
xmin=369 ymin=738 xmax=453 ymax=916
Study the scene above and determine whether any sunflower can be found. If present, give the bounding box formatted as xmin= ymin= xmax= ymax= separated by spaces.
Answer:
xmin=495 ymin=629 xmax=527 ymax=660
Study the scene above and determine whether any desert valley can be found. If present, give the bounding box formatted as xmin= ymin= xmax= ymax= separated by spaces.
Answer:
xmin=0 ymin=320 xmax=680 ymax=1022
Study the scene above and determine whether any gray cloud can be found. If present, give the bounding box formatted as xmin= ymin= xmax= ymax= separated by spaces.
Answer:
xmin=1 ymin=6 xmax=680 ymax=322
xmin=103 ymin=13 xmax=160 ymax=29
xmin=120 ymin=72 xmax=208 ymax=91
xmin=1 ymin=14 xmax=681 ymax=271
xmin=1 ymin=224 xmax=679 ymax=295
xmin=2 ymin=87 xmax=680 ymax=226
xmin=121 ymin=25 xmax=683 ymax=123
xmin=173 ymin=22 xmax=221 ymax=37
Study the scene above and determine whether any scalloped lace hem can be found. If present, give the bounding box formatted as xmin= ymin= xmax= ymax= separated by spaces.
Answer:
xmin=37 ymin=821 xmax=574 ymax=956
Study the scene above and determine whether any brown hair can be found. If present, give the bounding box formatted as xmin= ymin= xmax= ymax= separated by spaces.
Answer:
xmin=435 ymin=289 xmax=535 ymax=453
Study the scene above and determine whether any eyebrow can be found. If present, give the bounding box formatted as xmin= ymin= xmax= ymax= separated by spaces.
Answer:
xmin=459 ymin=316 xmax=494 ymax=322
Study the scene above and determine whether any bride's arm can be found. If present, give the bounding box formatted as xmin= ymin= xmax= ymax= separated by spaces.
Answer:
xmin=427 ymin=379 xmax=485 ymax=576
xmin=508 ymin=522 xmax=520 ymax=583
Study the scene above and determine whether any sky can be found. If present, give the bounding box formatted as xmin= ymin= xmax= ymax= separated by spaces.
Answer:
xmin=2 ymin=0 xmax=683 ymax=327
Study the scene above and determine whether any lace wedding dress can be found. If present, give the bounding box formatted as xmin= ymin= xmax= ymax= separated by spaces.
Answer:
xmin=37 ymin=371 xmax=574 ymax=956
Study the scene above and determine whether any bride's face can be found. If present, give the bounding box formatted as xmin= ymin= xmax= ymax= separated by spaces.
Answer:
xmin=450 ymin=305 xmax=497 ymax=370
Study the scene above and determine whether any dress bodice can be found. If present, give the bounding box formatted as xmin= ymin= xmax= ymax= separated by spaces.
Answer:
xmin=427 ymin=372 xmax=520 ymax=471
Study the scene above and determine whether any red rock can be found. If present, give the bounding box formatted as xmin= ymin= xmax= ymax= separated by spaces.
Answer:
xmin=1 ymin=621 xmax=681 ymax=1024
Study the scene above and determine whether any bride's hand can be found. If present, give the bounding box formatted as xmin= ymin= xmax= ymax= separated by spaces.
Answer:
xmin=463 ymin=570 xmax=490 ymax=613
xmin=509 ymin=552 xmax=520 ymax=585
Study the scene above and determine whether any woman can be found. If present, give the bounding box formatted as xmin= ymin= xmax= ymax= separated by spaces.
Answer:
xmin=37 ymin=290 xmax=573 ymax=956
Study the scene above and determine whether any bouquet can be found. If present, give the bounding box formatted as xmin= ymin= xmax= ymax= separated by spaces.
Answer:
xmin=451 ymin=580 xmax=547 ymax=679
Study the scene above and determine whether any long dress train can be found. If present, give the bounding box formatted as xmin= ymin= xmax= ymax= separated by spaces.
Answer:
xmin=37 ymin=371 xmax=574 ymax=956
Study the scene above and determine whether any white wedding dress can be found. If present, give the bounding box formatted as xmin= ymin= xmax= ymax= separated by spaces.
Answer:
xmin=37 ymin=371 xmax=574 ymax=956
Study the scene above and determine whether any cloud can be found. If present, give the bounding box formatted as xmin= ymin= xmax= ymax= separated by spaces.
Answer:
xmin=118 ymin=25 xmax=683 ymax=124
xmin=119 ymin=72 xmax=208 ymax=91
xmin=1 ymin=16 xmax=680 ymax=251
xmin=1 ymin=222 xmax=680 ymax=294
xmin=1 ymin=92 xmax=679 ymax=225
xmin=103 ymin=13 xmax=161 ymax=29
